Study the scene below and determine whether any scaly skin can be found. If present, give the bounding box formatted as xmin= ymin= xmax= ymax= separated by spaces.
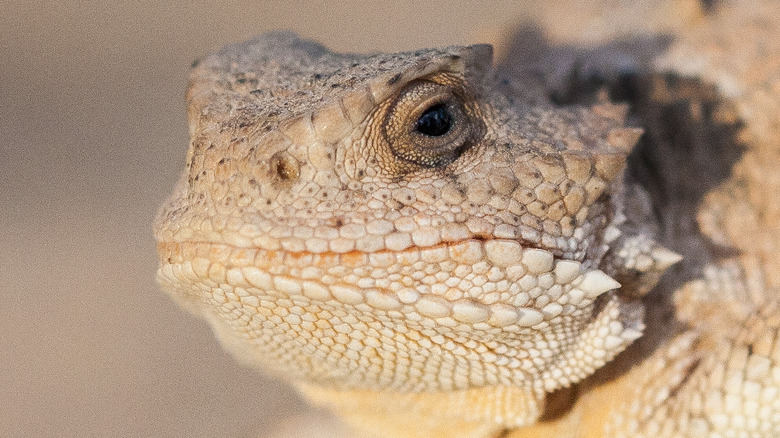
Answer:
xmin=155 ymin=2 xmax=780 ymax=435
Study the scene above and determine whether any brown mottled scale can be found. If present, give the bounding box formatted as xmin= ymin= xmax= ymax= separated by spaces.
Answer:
xmin=155 ymin=1 xmax=780 ymax=435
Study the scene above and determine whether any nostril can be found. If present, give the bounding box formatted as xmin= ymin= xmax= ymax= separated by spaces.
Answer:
xmin=270 ymin=151 xmax=300 ymax=181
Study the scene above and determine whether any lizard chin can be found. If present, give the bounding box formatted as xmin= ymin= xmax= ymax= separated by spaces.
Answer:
xmin=157 ymin=236 xmax=643 ymax=392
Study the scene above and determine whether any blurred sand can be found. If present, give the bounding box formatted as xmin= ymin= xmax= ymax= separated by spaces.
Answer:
xmin=0 ymin=1 xmax=538 ymax=436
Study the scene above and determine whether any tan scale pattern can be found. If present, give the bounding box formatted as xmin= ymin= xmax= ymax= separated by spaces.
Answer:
xmin=154 ymin=32 xmax=654 ymax=435
xmin=154 ymin=1 xmax=780 ymax=437
xmin=158 ymin=239 xmax=640 ymax=394
xmin=165 ymin=18 xmax=780 ymax=436
xmin=604 ymin=302 xmax=780 ymax=437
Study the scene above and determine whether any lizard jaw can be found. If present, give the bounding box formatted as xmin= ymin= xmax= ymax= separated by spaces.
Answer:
xmin=157 ymin=236 xmax=639 ymax=392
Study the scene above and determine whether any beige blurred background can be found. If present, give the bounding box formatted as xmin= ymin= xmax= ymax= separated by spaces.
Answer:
xmin=0 ymin=1 xmax=547 ymax=436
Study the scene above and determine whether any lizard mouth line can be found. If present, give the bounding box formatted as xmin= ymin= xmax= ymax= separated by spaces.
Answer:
xmin=156 ymin=236 xmax=612 ymax=331
xmin=156 ymin=236 xmax=567 ymax=268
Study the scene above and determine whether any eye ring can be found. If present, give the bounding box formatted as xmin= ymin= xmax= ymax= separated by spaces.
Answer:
xmin=383 ymin=81 xmax=479 ymax=168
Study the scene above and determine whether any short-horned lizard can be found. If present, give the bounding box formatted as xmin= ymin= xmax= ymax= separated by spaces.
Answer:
xmin=155 ymin=3 xmax=780 ymax=435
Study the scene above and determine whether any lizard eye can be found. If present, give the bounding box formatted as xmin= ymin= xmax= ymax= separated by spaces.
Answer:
xmin=415 ymin=104 xmax=453 ymax=137
xmin=383 ymin=81 xmax=478 ymax=168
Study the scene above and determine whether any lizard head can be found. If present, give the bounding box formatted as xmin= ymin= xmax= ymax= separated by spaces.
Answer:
xmin=155 ymin=32 xmax=678 ymax=427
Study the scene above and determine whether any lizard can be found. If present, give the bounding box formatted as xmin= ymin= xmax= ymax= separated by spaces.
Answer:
xmin=154 ymin=1 xmax=780 ymax=436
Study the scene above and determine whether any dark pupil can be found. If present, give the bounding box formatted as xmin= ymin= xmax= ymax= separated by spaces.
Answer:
xmin=415 ymin=104 xmax=452 ymax=137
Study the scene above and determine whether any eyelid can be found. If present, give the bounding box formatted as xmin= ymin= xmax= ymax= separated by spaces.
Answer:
xmin=409 ymin=92 xmax=455 ymax=120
